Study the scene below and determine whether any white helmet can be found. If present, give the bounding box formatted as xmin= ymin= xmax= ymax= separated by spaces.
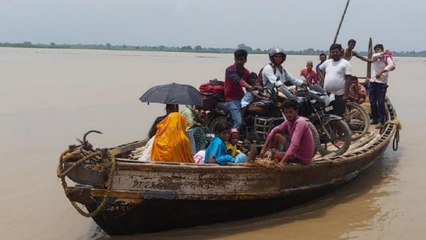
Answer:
xmin=268 ymin=47 xmax=286 ymax=62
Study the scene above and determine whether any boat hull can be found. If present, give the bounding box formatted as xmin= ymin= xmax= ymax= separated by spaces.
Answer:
xmin=88 ymin=185 xmax=337 ymax=235
xmin=61 ymin=99 xmax=398 ymax=235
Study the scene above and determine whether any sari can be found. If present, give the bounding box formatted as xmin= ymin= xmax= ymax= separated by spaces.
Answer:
xmin=151 ymin=112 xmax=194 ymax=163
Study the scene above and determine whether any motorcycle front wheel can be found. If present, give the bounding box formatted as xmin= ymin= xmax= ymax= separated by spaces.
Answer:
xmin=316 ymin=119 xmax=351 ymax=156
xmin=207 ymin=115 xmax=229 ymax=133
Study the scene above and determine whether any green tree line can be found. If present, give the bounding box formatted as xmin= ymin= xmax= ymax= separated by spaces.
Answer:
xmin=1 ymin=41 xmax=425 ymax=57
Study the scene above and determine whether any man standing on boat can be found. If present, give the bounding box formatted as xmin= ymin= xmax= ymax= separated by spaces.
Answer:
xmin=316 ymin=53 xmax=327 ymax=85
xmin=260 ymin=47 xmax=305 ymax=97
xmin=319 ymin=43 xmax=352 ymax=117
xmin=343 ymin=39 xmax=368 ymax=62
xmin=224 ymin=49 xmax=253 ymax=130
xmin=366 ymin=44 xmax=395 ymax=129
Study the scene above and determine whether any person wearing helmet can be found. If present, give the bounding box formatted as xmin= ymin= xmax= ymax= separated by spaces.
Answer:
xmin=261 ymin=47 xmax=305 ymax=94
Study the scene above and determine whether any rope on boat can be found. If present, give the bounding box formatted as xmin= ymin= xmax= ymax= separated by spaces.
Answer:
xmin=384 ymin=118 xmax=401 ymax=151
xmin=57 ymin=146 xmax=116 ymax=218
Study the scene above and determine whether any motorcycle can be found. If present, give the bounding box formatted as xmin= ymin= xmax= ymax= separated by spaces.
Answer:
xmin=205 ymin=87 xmax=321 ymax=157
xmin=206 ymin=91 xmax=284 ymax=144
xmin=294 ymin=84 xmax=352 ymax=156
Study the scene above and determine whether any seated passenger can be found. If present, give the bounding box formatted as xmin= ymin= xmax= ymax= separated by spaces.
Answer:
xmin=204 ymin=120 xmax=247 ymax=165
xmin=348 ymin=76 xmax=367 ymax=104
xmin=148 ymin=104 xmax=179 ymax=138
xmin=226 ymin=128 xmax=248 ymax=157
xmin=151 ymin=112 xmax=194 ymax=163
xmin=259 ymin=99 xmax=315 ymax=168
xmin=241 ymin=72 xmax=270 ymax=117
xmin=180 ymin=105 xmax=206 ymax=129
xmin=300 ymin=60 xmax=317 ymax=85
xmin=180 ymin=105 xmax=208 ymax=155
xmin=138 ymin=104 xmax=179 ymax=162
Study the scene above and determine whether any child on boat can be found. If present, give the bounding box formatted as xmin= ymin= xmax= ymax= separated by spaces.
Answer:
xmin=226 ymin=128 xmax=248 ymax=157
xmin=204 ymin=120 xmax=247 ymax=165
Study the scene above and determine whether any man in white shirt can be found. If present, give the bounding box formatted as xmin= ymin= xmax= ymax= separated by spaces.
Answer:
xmin=261 ymin=47 xmax=305 ymax=97
xmin=319 ymin=43 xmax=352 ymax=116
xmin=367 ymin=44 xmax=395 ymax=129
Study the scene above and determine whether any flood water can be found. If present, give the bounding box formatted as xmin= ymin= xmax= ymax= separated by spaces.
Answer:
xmin=1 ymin=47 xmax=425 ymax=239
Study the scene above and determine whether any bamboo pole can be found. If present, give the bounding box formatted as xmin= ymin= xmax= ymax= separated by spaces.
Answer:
xmin=367 ymin=37 xmax=373 ymax=79
xmin=333 ymin=0 xmax=351 ymax=44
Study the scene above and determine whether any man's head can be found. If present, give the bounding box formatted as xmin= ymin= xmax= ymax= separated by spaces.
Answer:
xmin=347 ymin=39 xmax=356 ymax=49
xmin=319 ymin=53 xmax=327 ymax=62
xmin=329 ymin=43 xmax=343 ymax=61
xmin=234 ymin=49 xmax=248 ymax=69
xmin=306 ymin=61 xmax=313 ymax=70
xmin=374 ymin=44 xmax=384 ymax=53
xmin=268 ymin=47 xmax=286 ymax=66
xmin=282 ymin=99 xmax=300 ymax=122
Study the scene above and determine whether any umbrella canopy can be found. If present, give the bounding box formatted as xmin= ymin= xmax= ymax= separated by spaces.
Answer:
xmin=139 ymin=82 xmax=203 ymax=106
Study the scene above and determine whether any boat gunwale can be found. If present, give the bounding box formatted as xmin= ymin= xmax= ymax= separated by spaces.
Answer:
xmin=110 ymin=98 xmax=397 ymax=172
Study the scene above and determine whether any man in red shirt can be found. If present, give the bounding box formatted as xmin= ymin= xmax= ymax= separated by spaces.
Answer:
xmin=224 ymin=49 xmax=253 ymax=130
xmin=300 ymin=60 xmax=317 ymax=85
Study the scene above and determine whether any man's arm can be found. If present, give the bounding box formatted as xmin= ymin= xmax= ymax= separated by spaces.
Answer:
xmin=318 ymin=61 xmax=328 ymax=86
xmin=343 ymin=74 xmax=352 ymax=102
xmin=226 ymin=67 xmax=252 ymax=90
xmin=383 ymin=57 xmax=395 ymax=71
xmin=260 ymin=123 xmax=285 ymax=156
xmin=318 ymin=69 xmax=325 ymax=86
xmin=283 ymin=68 xmax=305 ymax=87
xmin=376 ymin=57 xmax=395 ymax=79
xmin=353 ymin=51 xmax=369 ymax=62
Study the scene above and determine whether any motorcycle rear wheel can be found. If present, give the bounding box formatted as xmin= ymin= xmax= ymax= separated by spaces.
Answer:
xmin=207 ymin=115 xmax=229 ymax=133
xmin=307 ymin=121 xmax=320 ymax=157
xmin=344 ymin=102 xmax=370 ymax=140
xmin=316 ymin=119 xmax=351 ymax=156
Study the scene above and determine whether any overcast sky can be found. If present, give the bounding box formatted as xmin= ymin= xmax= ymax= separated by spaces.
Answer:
xmin=0 ymin=0 xmax=424 ymax=51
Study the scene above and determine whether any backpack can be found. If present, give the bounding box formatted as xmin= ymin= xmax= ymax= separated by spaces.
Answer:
xmin=258 ymin=63 xmax=287 ymax=86
xmin=383 ymin=51 xmax=396 ymax=71
xmin=258 ymin=63 xmax=275 ymax=85
xmin=199 ymin=79 xmax=225 ymax=109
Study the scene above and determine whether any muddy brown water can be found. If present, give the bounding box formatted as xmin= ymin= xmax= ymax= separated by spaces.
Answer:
xmin=0 ymin=48 xmax=425 ymax=239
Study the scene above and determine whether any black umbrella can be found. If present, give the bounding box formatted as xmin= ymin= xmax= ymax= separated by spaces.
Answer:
xmin=139 ymin=82 xmax=203 ymax=106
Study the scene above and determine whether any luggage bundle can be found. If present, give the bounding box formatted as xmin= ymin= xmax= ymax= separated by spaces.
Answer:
xmin=199 ymin=79 xmax=225 ymax=109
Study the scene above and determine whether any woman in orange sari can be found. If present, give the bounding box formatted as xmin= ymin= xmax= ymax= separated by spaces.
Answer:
xmin=151 ymin=112 xmax=194 ymax=163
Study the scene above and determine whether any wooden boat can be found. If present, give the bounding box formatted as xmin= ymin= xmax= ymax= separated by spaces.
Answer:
xmin=57 ymin=98 xmax=400 ymax=235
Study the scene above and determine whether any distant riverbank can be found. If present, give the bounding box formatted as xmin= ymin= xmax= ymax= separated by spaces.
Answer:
xmin=1 ymin=42 xmax=425 ymax=57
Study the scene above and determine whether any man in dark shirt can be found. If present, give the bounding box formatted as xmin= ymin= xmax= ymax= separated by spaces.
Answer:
xmin=224 ymin=49 xmax=252 ymax=130
xmin=315 ymin=53 xmax=327 ymax=85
